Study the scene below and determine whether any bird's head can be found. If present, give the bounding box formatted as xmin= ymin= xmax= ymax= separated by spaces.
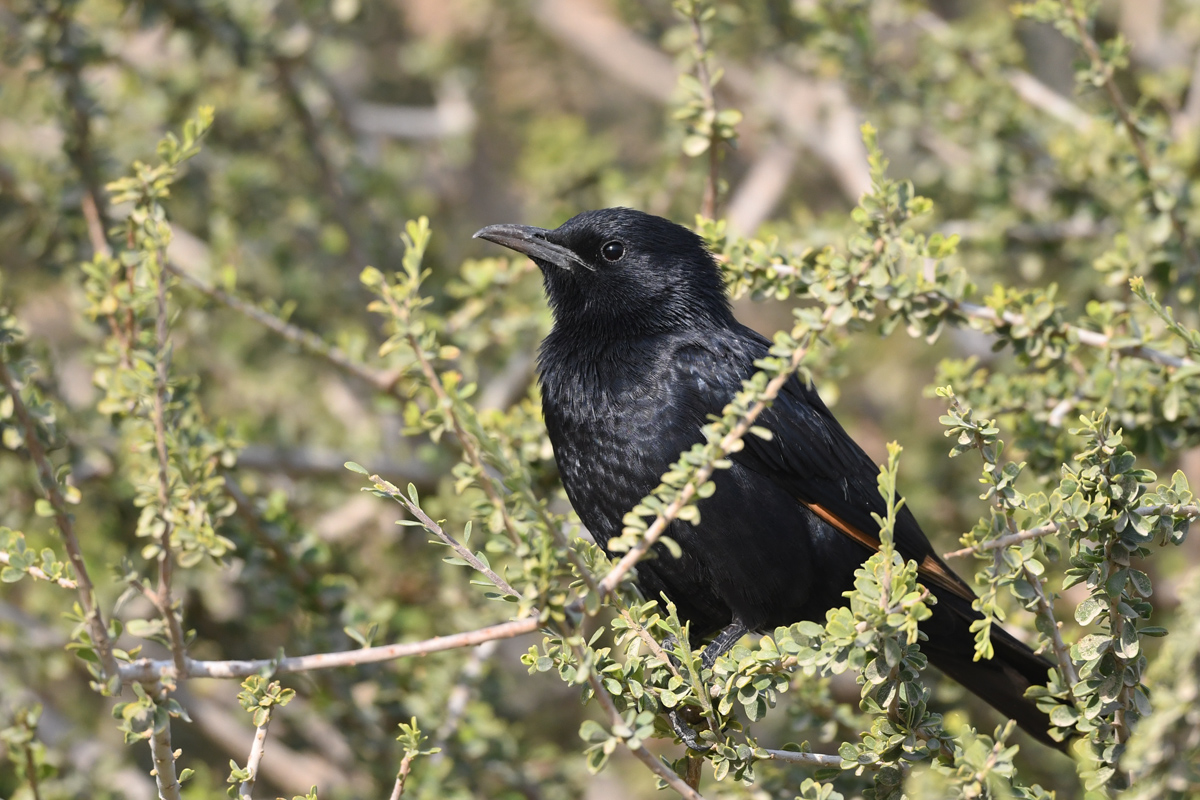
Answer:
xmin=474 ymin=208 xmax=732 ymax=336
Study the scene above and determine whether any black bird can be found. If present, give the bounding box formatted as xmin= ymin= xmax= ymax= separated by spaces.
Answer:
xmin=474 ymin=208 xmax=1061 ymax=750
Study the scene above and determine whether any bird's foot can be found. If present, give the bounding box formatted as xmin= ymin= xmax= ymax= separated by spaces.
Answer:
xmin=667 ymin=706 xmax=711 ymax=752
xmin=700 ymin=621 xmax=749 ymax=670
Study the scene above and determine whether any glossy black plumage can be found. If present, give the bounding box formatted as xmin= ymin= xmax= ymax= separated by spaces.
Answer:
xmin=474 ymin=208 xmax=1062 ymax=750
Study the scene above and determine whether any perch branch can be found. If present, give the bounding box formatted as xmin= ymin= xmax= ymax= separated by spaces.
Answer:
xmin=118 ymin=616 xmax=540 ymax=683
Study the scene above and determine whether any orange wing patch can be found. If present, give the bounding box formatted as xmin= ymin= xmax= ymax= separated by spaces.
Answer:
xmin=805 ymin=501 xmax=976 ymax=603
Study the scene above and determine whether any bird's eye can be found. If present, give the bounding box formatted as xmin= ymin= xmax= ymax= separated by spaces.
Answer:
xmin=600 ymin=241 xmax=624 ymax=262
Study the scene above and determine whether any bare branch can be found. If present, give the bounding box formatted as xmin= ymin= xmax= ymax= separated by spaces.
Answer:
xmin=725 ymin=140 xmax=798 ymax=236
xmin=237 ymin=714 xmax=273 ymax=800
xmin=236 ymin=444 xmax=434 ymax=482
xmin=22 ymin=734 xmax=44 ymax=800
xmin=119 ymin=616 xmax=540 ymax=683
xmin=1175 ymin=48 xmax=1200 ymax=137
xmin=943 ymin=523 xmax=1060 ymax=559
xmin=618 ymin=608 xmax=684 ymax=684
xmin=395 ymin=318 xmax=603 ymax=599
xmin=350 ymin=81 xmax=475 ymax=141
xmin=0 ymin=359 xmax=119 ymax=683
xmin=1004 ymin=70 xmax=1092 ymax=132
xmin=80 ymin=190 xmax=112 ymax=259
xmin=185 ymin=692 xmax=354 ymax=795
xmin=759 ymin=748 xmax=843 ymax=768
xmin=148 ymin=719 xmax=183 ymax=800
xmin=388 ymin=755 xmax=414 ymax=800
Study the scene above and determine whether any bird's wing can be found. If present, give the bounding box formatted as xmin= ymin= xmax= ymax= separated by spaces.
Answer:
xmin=675 ymin=338 xmax=976 ymax=603
xmin=746 ymin=375 xmax=975 ymax=602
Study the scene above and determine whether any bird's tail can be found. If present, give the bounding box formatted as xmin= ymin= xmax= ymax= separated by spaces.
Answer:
xmin=923 ymin=600 xmax=1069 ymax=753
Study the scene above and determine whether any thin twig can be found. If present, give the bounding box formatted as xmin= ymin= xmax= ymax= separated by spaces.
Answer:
xmin=954 ymin=396 xmax=1079 ymax=692
xmin=759 ymin=748 xmax=843 ymax=767
xmin=686 ymin=4 xmax=721 ymax=219
xmin=371 ymin=457 xmax=704 ymax=800
xmin=371 ymin=474 xmax=520 ymax=599
xmin=1060 ymin=2 xmax=1194 ymax=272
xmin=402 ymin=330 xmax=521 ymax=551
xmin=951 ymin=299 xmax=1194 ymax=369
xmin=388 ymin=754 xmax=414 ymax=800
xmin=148 ymin=717 xmax=183 ymax=800
xmin=238 ymin=712 xmax=273 ymax=800
xmin=0 ymin=359 xmax=119 ymax=683
xmin=944 ymin=523 xmax=1060 ymax=559
xmin=0 ymin=551 xmax=78 ymax=589
xmin=597 ymin=341 xmax=810 ymax=596
xmin=80 ymin=190 xmax=111 ymax=258
xmin=576 ymin=641 xmax=709 ymax=800
xmin=1025 ymin=563 xmax=1078 ymax=687
xmin=732 ymin=258 xmax=1194 ymax=370
xmin=618 ymin=608 xmax=684 ymax=683
xmin=170 ymin=258 xmax=602 ymax=600
xmin=119 ymin=616 xmax=540 ymax=683
xmin=944 ymin=503 xmax=1200 ymax=559
xmin=151 ymin=260 xmax=188 ymax=678
xmin=46 ymin=4 xmax=111 ymax=249
xmin=164 ymin=261 xmax=401 ymax=392
xmin=22 ymin=737 xmax=43 ymax=800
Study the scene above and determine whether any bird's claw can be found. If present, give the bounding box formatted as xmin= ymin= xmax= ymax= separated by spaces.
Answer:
xmin=667 ymin=708 xmax=712 ymax=752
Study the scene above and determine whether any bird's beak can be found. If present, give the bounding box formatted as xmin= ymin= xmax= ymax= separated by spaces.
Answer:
xmin=472 ymin=224 xmax=592 ymax=271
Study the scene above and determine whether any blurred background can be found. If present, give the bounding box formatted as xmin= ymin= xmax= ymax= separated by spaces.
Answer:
xmin=2 ymin=0 xmax=1199 ymax=797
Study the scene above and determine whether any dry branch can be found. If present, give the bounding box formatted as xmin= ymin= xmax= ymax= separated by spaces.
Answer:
xmin=148 ymin=719 xmax=183 ymax=800
xmin=118 ymin=616 xmax=541 ymax=683
xmin=759 ymin=748 xmax=843 ymax=767
xmin=238 ymin=715 xmax=272 ymax=799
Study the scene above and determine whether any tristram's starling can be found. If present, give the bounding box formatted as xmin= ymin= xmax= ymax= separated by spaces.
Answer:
xmin=475 ymin=208 xmax=1062 ymax=750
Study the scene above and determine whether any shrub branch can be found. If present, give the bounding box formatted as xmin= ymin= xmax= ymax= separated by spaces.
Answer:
xmin=0 ymin=358 xmax=119 ymax=683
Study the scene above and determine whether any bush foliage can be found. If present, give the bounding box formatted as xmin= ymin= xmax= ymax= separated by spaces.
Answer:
xmin=2 ymin=1 xmax=1200 ymax=799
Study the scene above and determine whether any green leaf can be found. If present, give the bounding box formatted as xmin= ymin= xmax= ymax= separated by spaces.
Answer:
xmin=682 ymin=134 xmax=711 ymax=157
xmin=1075 ymin=595 xmax=1104 ymax=625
